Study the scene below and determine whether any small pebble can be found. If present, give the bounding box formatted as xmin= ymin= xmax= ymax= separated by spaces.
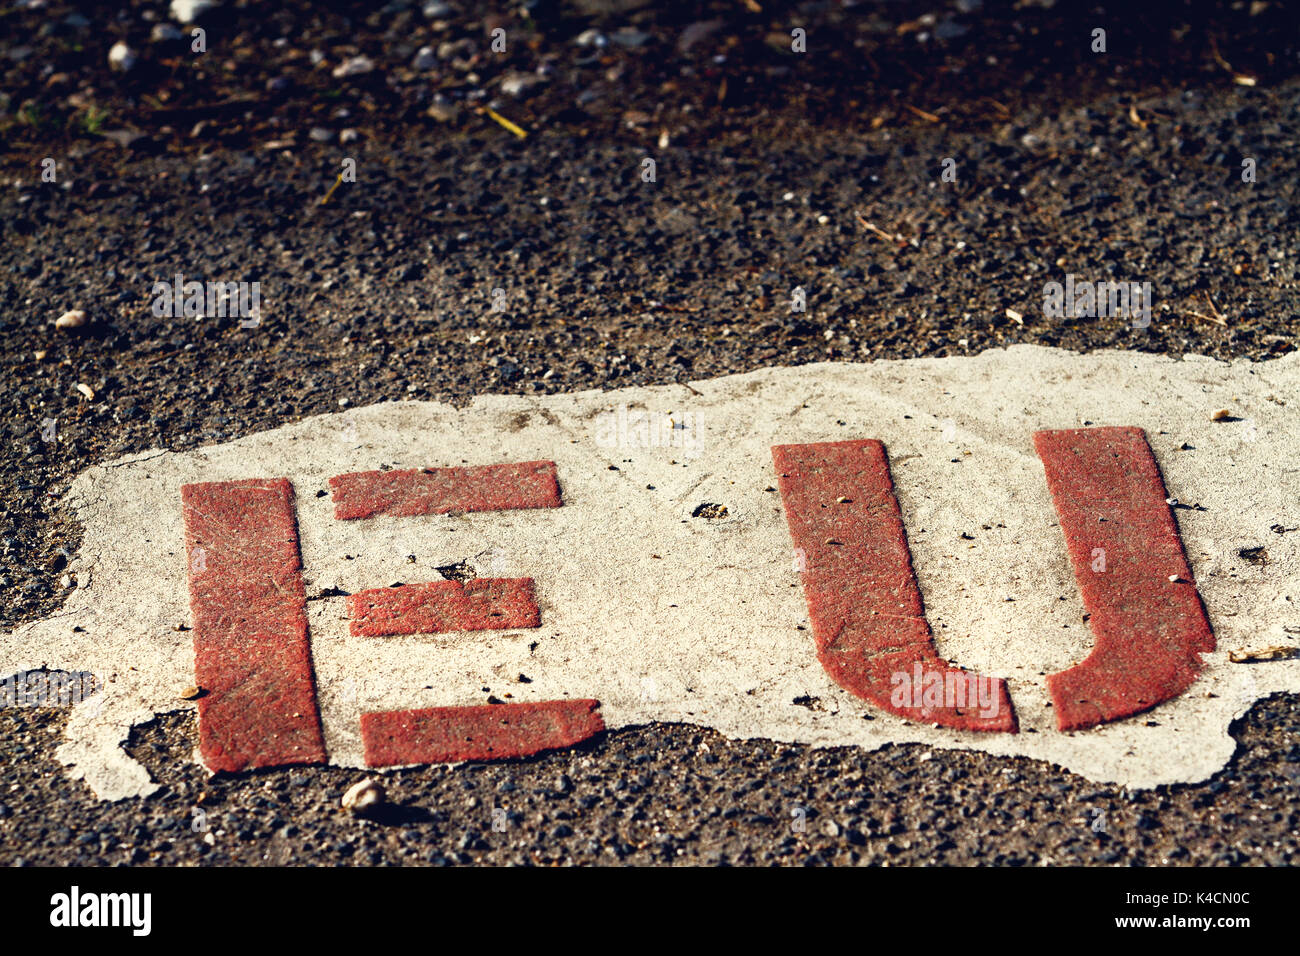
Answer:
xmin=412 ymin=46 xmax=438 ymax=71
xmin=426 ymin=99 xmax=460 ymax=123
xmin=333 ymin=56 xmax=375 ymax=79
xmin=180 ymin=685 xmax=202 ymax=700
xmin=342 ymin=779 xmax=386 ymax=816
xmin=55 ymin=309 xmax=89 ymax=330
xmin=150 ymin=23 xmax=185 ymax=43
xmin=1211 ymin=409 xmax=1232 ymax=421
xmin=171 ymin=0 xmax=220 ymax=22
xmin=500 ymin=73 xmax=544 ymax=98
xmin=108 ymin=42 xmax=137 ymax=73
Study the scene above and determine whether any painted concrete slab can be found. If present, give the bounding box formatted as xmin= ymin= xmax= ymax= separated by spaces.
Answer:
xmin=4 ymin=344 xmax=1298 ymax=799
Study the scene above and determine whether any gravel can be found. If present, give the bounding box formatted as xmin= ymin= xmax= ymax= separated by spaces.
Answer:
xmin=1 ymin=0 xmax=1298 ymax=865
xmin=1 ymin=692 xmax=1298 ymax=866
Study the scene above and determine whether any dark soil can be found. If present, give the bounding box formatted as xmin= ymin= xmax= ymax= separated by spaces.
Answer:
xmin=3 ymin=690 xmax=1300 ymax=866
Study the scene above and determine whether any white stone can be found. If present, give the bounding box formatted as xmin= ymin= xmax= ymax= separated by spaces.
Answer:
xmin=342 ymin=779 xmax=386 ymax=814
xmin=107 ymin=42 xmax=136 ymax=73
xmin=170 ymin=0 xmax=219 ymax=23
xmin=54 ymin=309 xmax=89 ymax=330
xmin=332 ymin=56 xmax=375 ymax=79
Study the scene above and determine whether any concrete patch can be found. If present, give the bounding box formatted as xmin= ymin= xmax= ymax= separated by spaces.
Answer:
xmin=4 ymin=345 xmax=1298 ymax=799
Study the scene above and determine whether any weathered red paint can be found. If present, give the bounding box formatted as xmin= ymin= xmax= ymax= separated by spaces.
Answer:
xmin=772 ymin=440 xmax=1017 ymax=732
xmin=361 ymin=699 xmax=605 ymax=767
xmin=181 ymin=478 xmax=327 ymax=772
xmin=1036 ymin=427 xmax=1214 ymax=731
xmin=348 ymin=578 xmax=541 ymax=637
xmin=328 ymin=461 xmax=562 ymax=520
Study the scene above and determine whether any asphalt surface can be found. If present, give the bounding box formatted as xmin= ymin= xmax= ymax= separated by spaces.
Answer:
xmin=2 ymin=0 xmax=1299 ymax=865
